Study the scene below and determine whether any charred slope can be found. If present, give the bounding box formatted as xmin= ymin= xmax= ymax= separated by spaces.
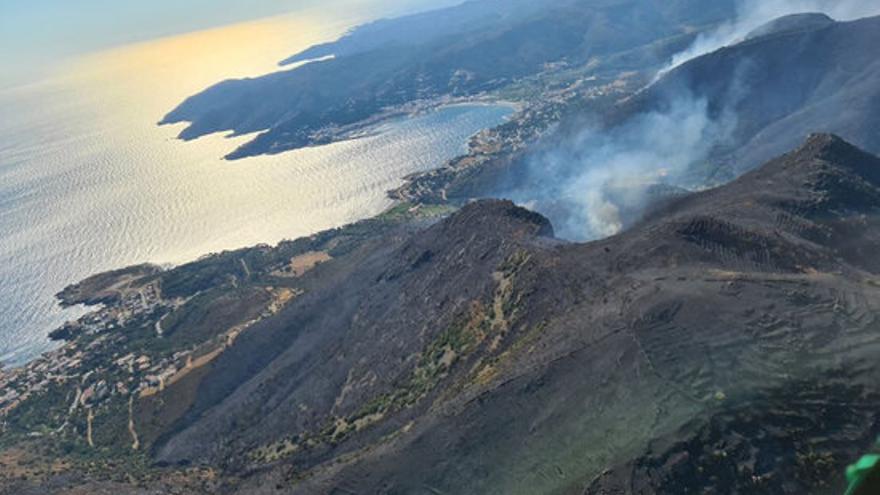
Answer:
xmin=623 ymin=15 xmax=880 ymax=181
xmin=137 ymin=135 xmax=880 ymax=494
xmin=284 ymin=134 xmax=880 ymax=495
xmin=578 ymin=134 xmax=880 ymax=495
xmin=151 ymin=200 xmax=555 ymax=467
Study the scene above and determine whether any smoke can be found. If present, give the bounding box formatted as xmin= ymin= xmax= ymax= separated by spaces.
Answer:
xmin=503 ymin=0 xmax=880 ymax=241
xmin=659 ymin=0 xmax=880 ymax=76
xmin=506 ymin=95 xmax=737 ymax=240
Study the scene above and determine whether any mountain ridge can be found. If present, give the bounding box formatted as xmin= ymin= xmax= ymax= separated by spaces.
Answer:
xmin=274 ymin=134 xmax=880 ymax=494
xmin=623 ymin=15 xmax=880 ymax=182
xmin=4 ymin=133 xmax=880 ymax=494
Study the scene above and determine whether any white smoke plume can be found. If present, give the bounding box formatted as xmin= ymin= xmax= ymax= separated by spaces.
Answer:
xmin=660 ymin=0 xmax=880 ymax=75
xmin=506 ymin=95 xmax=737 ymax=240
xmin=506 ymin=0 xmax=880 ymax=241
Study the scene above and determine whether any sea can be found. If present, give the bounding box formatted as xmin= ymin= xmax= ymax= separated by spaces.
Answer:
xmin=0 ymin=5 xmax=512 ymax=366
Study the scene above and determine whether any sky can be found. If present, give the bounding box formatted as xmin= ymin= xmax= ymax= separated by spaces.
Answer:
xmin=0 ymin=0 xmax=454 ymax=89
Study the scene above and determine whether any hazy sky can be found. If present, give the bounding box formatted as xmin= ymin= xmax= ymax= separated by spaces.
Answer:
xmin=0 ymin=0 xmax=452 ymax=89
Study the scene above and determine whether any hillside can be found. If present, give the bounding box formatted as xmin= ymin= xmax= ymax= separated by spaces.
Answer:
xmin=461 ymin=13 xmax=880 ymax=242
xmin=387 ymin=14 xmax=880 ymax=241
xmin=5 ymin=135 xmax=880 ymax=494
xmin=621 ymin=14 xmax=880 ymax=182
xmin=254 ymin=134 xmax=880 ymax=494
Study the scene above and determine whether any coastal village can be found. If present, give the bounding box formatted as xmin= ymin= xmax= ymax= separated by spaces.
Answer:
xmin=0 ymin=252 xmax=316 ymax=447
xmin=391 ymin=69 xmax=643 ymax=203
xmin=1 ymin=280 xmax=170 ymax=419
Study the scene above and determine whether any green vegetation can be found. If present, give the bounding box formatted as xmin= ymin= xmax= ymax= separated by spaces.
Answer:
xmin=256 ymin=310 xmax=491 ymax=460
xmin=1 ymin=383 xmax=154 ymax=482
xmin=1 ymin=384 xmax=70 ymax=448
xmin=344 ymin=317 xmax=481 ymax=430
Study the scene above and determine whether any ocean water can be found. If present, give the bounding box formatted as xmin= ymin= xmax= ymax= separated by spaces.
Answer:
xmin=0 ymin=8 xmax=512 ymax=366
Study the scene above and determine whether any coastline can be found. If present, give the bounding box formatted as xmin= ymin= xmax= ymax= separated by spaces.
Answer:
xmin=5 ymin=64 xmax=639 ymax=370
xmin=0 ymin=48 xmax=650 ymax=491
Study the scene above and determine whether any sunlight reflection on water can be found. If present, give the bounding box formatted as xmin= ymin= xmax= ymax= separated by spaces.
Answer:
xmin=0 ymin=7 xmax=512 ymax=365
